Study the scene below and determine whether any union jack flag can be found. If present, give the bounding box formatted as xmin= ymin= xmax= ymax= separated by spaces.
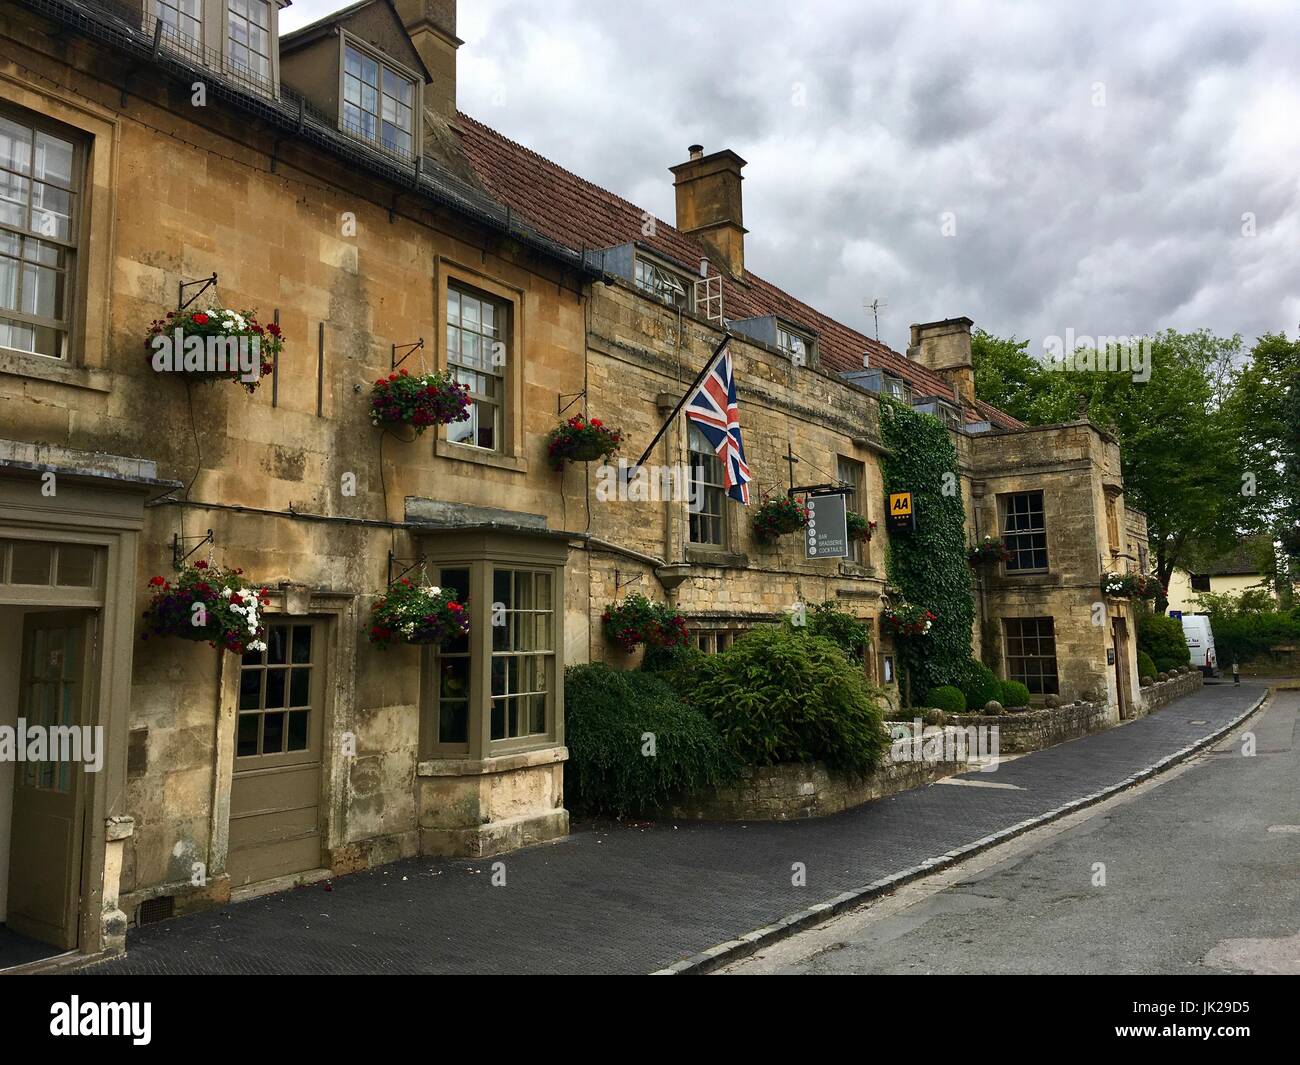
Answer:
xmin=685 ymin=340 xmax=751 ymax=504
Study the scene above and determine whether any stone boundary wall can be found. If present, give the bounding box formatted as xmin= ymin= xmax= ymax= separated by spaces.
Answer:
xmin=666 ymin=746 xmax=969 ymax=822
xmin=1137 ymin=667 xmax=1203 ymax=714
xmin=666 ymin=670 xmax=1204 ymax=821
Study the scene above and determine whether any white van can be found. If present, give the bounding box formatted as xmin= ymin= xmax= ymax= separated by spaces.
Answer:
xmin=1180 ymin=614 xmax=1219 ymax=677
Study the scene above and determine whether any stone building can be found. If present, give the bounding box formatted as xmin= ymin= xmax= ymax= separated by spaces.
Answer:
xmin=0 ymin=0 xmax=1147 ymax=964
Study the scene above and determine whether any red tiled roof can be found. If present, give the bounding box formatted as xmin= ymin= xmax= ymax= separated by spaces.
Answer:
xmin=455 ymin=113 xmax=1023 ymax=431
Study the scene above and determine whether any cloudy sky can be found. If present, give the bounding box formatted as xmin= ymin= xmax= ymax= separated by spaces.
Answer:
xmin=284 ymin=0 xmax=1300 ymax=356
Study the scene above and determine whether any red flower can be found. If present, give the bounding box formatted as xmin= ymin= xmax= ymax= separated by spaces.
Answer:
xmin=192 ymin=312 xmax=209 ymax=325
xmin=148 ymin=575 xmax=166 ymax=586
xmin=267 ymin=323 xmax=281 ymax=337
xmin=448 ymin=601 xmax=463 ymax=612
xmin=591 ymin=418 xmax=603 ymax=427
xmin=195 ymin=560 xmax=208 ymax=569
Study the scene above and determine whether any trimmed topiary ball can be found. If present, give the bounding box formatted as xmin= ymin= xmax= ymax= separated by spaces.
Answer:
xmin=1140 ymin=675 xmax=1154 ymax=687
xmin=983 ymin=700 xmax=1003 ymax=715
xmin=924 ymin=685 xmax=967 ymax=714
xmin=998 ymin=680 xmax=1031 ymax=709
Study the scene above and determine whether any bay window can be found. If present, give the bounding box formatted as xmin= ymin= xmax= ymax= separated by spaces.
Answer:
xmin=419 ymin=532 xmax=566 ymax=759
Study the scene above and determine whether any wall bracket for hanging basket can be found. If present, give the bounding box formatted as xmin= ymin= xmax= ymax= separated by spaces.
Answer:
xmin=178 ymin=273 xmax=218 ymax=311
xmin=172 ymin=528 xmax=214 ymax=569
xmin=387 ymin=550 xmax=426 ymax=586
xmin=391 ymin=338 xmax=424 ymax=371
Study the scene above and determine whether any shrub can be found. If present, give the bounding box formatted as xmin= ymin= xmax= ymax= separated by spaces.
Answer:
xmin=959 ymin=659 xmax=1001 ymax=711
xmin=640 ymin=641 xmax=708 ymax=696
xmin=924 ymin=685 xmax=967 ymax=713
xmin=1137 ymin=610 xmax=1191 ymax=673
xmin=563 ymin=664 xmax=737 ymax=817
xmin=688 ymin=628 xmax=889 ymax=774
xmin=1136 ymin=650 xmax=1158 ymax=682
xmin=788 ymin=602 xmax=871 ymax=661
xmin=998 ymin=680 xmax=1031 ymax=709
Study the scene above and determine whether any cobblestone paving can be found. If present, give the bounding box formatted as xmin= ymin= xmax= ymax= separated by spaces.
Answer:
xmin=89 ymin=681 xmax=1264 ymax=975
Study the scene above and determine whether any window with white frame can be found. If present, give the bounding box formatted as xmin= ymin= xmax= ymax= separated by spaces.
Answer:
xmin=777 ymin=324 xmax=812 ymax=366
xmin=0 ymin=110 xmax=80 ymax=360
xmin=688 ymin=422 xmax=726 ymax=546
xmin=635 ymin=257 xmax=691 ymax=310
xmin=343 ymin=42 xmax=416 ymax=158
xmin=226 ymin=0 xmax=272 ymax=81
xmin=446 ymin=284 xmax=505 ymax=452
xmin=153 ymin=0 xmax=202 ymax=45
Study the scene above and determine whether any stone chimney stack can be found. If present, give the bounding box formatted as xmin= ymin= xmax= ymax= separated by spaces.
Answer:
xmin=669 ymin=145 xmax=748 ymax=278
xmin=394 ymin=0 xmax=461 ymax=118
xmin=908 ymin=317 xmax=976 ymax=406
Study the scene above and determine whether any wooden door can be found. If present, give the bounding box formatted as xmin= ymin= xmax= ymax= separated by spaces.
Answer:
xmin=228 ymin=620 xmax=325 ymax=888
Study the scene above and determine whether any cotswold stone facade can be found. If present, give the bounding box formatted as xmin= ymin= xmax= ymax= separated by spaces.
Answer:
xmin=0 ymin=0 xmax=1149 ymax=964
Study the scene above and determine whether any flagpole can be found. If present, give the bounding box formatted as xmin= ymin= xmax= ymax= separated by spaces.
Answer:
xmin=633 ymin=333 xmax=732 ymax=468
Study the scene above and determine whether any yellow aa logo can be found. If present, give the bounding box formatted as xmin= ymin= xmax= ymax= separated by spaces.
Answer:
xmin=889 ymin=492 xmax=913 ymax=516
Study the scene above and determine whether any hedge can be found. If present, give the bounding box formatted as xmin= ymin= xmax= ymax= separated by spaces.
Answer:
xmin=563 ymin=663 xmax=737 ymax=817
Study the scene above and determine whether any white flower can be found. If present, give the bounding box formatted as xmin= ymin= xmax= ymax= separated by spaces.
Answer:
xmin=221 ymin=587 xmax=233 ymax=599
xmin=248 ymin=640 xmax=266 ymax=652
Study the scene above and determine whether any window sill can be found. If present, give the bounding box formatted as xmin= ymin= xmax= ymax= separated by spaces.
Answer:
xmin=417 ymin=745 xmax=567 ymax=776
xmin=838 ymin=560 xmax=876 ymax=578
xmin=0 ymin=350 xmax=112 ymax=393
xmin=435 ymin=438 xmax=529 ymax=473
xmin=685 ymin=546 xmax=749 ymax=569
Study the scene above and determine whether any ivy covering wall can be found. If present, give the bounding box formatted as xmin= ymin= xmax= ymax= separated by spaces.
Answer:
xmin=879 ymin=401 xmax=974 ymax=698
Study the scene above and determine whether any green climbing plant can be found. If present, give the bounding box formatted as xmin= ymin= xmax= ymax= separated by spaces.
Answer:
xmin=879 ymin=401 xmax=974 ymax=701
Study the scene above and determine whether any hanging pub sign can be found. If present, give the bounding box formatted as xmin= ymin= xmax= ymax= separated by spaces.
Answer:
xmin=805 ymin=491 xmax=850 ymax=559
xmin=887 ymin=491 xmax=916 ymax=533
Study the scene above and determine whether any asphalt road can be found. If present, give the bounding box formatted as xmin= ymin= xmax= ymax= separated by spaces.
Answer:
xmin=722 ymin=687 xmax=1299 ymax=975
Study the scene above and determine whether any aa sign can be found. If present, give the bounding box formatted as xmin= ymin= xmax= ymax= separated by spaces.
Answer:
xmin=887 ymin=491 xmax=915 ymax=533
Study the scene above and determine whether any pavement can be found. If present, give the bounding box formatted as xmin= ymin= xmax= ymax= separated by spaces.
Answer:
xmin=87 ymin=679 xmax=1269 ymax=975
xmin=721 ymin=685 xmax=1299 ymax=975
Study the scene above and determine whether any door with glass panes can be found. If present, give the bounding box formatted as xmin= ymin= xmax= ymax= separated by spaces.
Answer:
xmin=228 ymin=619 xmax=325 ymax=888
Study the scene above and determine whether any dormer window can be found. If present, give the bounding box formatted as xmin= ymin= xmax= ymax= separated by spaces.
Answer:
xmin=635 ymin=257 xmax=692 ymax=311
xmin=343 ymin=41 xmax=417 ymax=158
xmin=146 ymin=0 xmax=283 ymax=93
xmin=153 ymin=0 xmax=201 ymax=45
xmin=777 ymin=324 xmax=814 ymax=367
xmin=882 ymin=375 xmax=912 ymax=402
xmin=227 ymin=0 xmax=272 ymax=82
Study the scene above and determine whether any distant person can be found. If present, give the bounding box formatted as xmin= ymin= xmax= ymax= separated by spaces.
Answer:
xmin=1232 ymin=658 xmax=1240 ymax=685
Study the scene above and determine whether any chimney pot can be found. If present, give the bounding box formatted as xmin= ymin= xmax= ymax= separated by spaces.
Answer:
xmin=688 ymin=144 xmax=704 ymax=159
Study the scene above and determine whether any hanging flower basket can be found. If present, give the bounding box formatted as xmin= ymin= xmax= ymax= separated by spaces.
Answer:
xmin=370 ymin=369 xmax=471 ymax=433
xmin=546 ymin=415 xmax=622 ymax=470
xmin=140 ymin=562 xmax=271 ymax=655
xmin=753 ymin=496 xmax=810 ymax=542
xmin=369 ymin=578 xmax=471 ymax=648
xmin=967 ymin=536 xmax=1013 ymax=567
xmin=145 ymin=306 xmax=281 ymax=393
xmin=601 ymin=592 xmax=688 ymax=653
xmin=881 ymin=602 xmax=937 ymax=637
xmin=846 ymin=512 xmax=876 ymax=542
xmin=1102 ymin=572 xmax=1161 ymax=600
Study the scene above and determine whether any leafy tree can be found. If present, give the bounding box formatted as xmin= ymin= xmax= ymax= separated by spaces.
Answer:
xmin=1225 ymin=332 xmax=1300 ymax=602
